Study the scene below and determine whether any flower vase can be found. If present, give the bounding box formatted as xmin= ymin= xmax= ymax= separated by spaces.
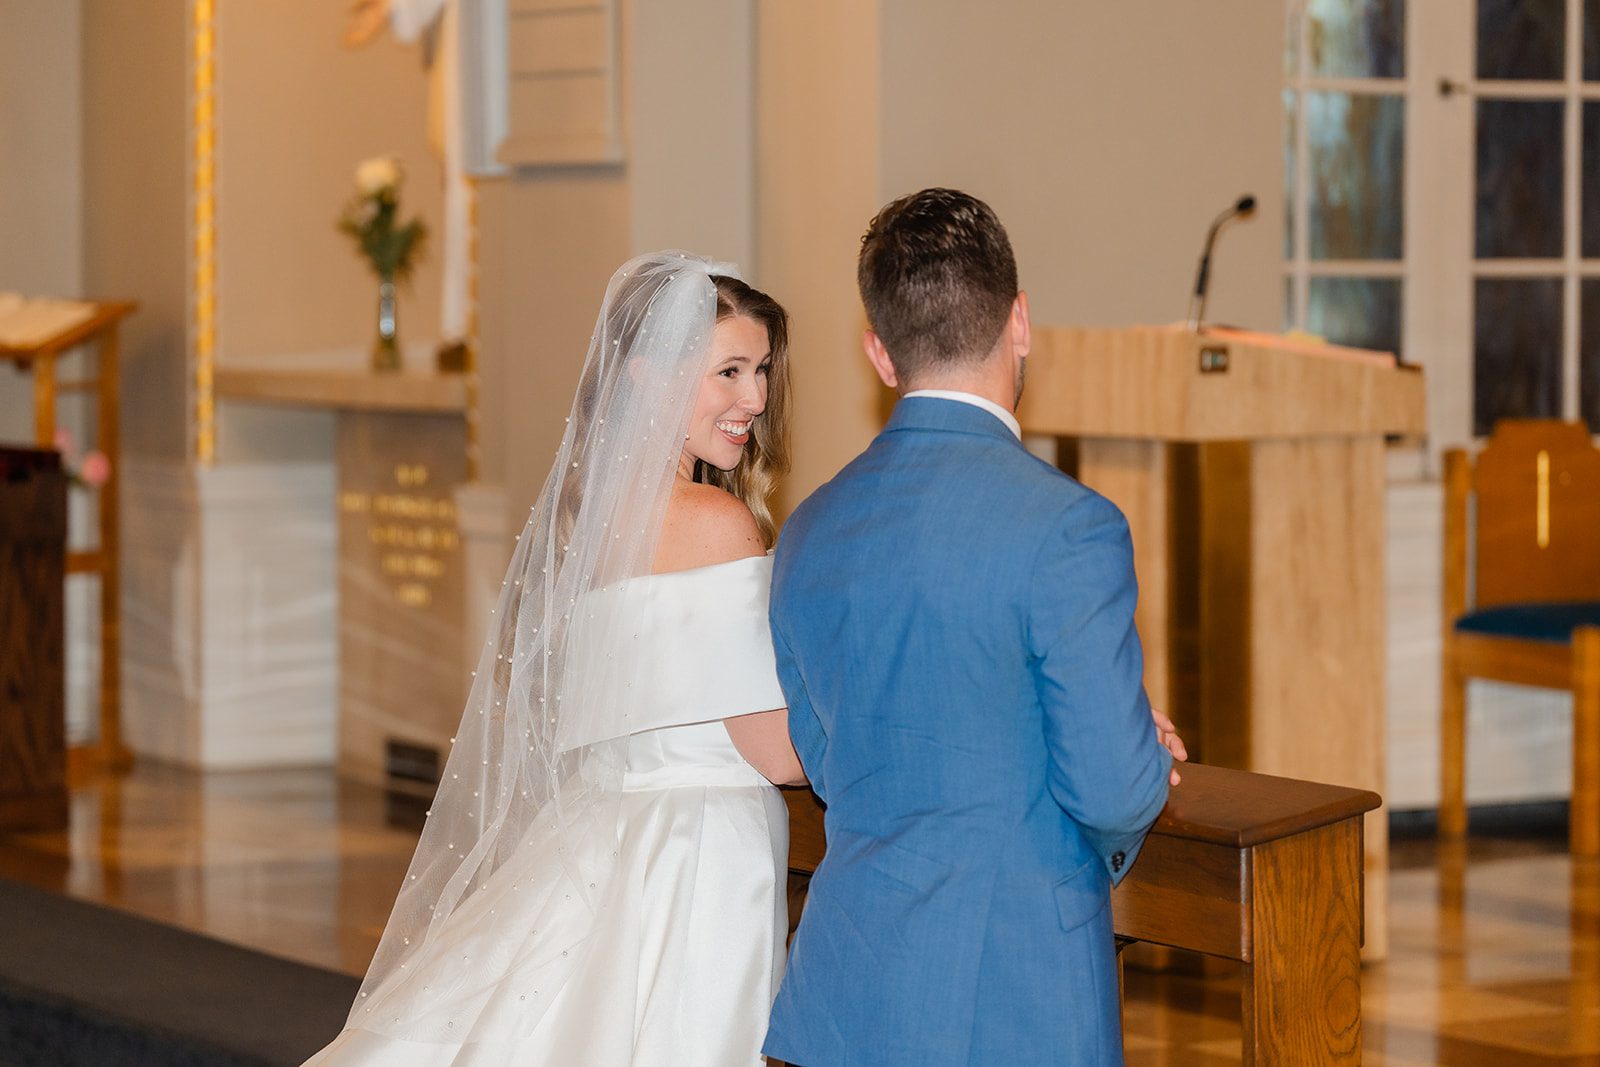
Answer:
xmin=372 ymin=279 xmax=401 ymax=372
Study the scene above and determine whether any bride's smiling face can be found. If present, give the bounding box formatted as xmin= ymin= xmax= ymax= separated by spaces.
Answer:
xmin=681 ymin=314 xmax=770 ymax=475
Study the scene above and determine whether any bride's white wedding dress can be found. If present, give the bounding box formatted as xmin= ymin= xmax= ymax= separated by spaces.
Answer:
xmin=306 ymin=555 xmax=789 ymax=1067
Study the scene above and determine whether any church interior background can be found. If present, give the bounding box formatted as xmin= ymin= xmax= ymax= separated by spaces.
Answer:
xmin=2 ymin=0 xmax=1598 ymax=1063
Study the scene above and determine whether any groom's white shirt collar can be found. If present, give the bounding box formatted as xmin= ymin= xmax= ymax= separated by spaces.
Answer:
xmin=903 ymin=390 xmax=1022 ymax=440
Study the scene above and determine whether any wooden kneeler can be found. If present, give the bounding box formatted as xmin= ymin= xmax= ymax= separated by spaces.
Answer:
xmin=784 ymin=763 xmax=1379 ymax=1066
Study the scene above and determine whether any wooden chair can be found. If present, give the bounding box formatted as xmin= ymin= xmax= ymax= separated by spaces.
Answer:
xmin=1440 ymin=419 xmax=1600 ymax=855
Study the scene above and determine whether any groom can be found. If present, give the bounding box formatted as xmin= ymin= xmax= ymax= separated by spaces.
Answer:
xmin=763 ymin=189 xmax=1179 ymax=1066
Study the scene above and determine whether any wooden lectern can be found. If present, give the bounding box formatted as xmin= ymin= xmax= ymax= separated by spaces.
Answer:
xmin=1015 ymin=324 xmax=1426 ymax=960
xmin=1 ymin=301 xmax=137 ymax=772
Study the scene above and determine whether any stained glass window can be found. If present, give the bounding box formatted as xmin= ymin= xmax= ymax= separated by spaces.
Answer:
xmin=1309 ymin=277 xmax=1402 ymax=356
xmin=1307 ymin=0 xmax=1404 ymax=78
xmin=1308 ymin=92 xmax=1404 ymax=260
xmin=1284 ymin=2 xmax=1407 ymax=374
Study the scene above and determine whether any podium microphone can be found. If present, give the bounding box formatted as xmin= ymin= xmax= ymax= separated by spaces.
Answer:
xmin=1186 ymin=194 xmax=1256 ymax=331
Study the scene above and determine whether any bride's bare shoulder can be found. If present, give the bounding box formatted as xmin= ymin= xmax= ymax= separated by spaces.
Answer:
xmin=653 ymin=480 xmax=764 ymax=574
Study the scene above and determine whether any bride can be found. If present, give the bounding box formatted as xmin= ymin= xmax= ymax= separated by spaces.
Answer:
xmin=305 ymin=251 xmax=804 ymax=1066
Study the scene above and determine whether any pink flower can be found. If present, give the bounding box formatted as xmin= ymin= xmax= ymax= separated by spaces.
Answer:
xmin=53 ymin=426 xmax=77 ymax=460
xmin=79 ymin=450 xmax=111 ymax=487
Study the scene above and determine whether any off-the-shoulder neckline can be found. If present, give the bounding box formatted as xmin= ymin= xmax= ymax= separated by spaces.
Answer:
xmin=647 ymin=551 xmax=772 ymax=581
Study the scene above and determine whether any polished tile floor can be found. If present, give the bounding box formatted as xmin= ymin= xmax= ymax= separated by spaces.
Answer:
xmin=1 ymin=762 xmax=1596 ymax=1065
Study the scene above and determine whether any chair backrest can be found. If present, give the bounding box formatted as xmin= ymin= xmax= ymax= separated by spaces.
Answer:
xmin=1473 ymin=419 xmax=1600 ymax=609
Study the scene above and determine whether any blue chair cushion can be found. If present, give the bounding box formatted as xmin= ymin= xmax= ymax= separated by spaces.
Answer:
xmin=1455 ymin=601 xmax=1600 ymax=644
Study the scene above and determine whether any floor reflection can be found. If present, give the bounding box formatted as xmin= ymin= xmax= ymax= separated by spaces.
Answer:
xmin=0 ymin=762 xmax=415 ymax=975
xmin=1122 ymin=824 xmax=1600 ymax=1065
xmin=0 ymin=762 xmax=1596 ymax=1064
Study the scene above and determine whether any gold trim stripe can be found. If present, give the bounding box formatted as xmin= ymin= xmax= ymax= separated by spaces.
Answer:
xmin=191 ymin=0 xmax=217 ymax=465
xmin=1536 ymin=449 xmax=1550 ymax=548
xmin=466 ymin=176 xmax=480 ymax=484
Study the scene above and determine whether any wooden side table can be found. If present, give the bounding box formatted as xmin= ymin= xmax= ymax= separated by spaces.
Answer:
xmin=1 ymin=301 xmax=137 ymax=770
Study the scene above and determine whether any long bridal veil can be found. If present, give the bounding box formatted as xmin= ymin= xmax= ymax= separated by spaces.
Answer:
xmin=343 ymin=251 xmax=740 ymax=1044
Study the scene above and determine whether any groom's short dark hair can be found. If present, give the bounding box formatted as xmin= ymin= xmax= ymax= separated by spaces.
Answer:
xmin=857 ymin=188 xmax=1018 ymax=382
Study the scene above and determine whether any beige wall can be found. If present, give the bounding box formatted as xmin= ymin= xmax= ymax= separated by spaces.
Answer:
xmin=210 ymin=0 xmax=450 ymax=464
xmin=630 ymin=0 xmax=755 ymax=270
xmin=12 ymin=1 xmax=440 ymax=462
xmin=755 ymin=0 xmax=1285 ymax=512
xmin=62 ymin=1 xmax=1283 ymax=492
xmin=477 ymin=173 xmax=629 ymax=510
xmin=7 ymin=0 xmax=1287 ymax=478
xmin=0 ymin=0 xmax=82 ymax=297
xmin=880 ymin=0 xmax=1284 ymax=334
xmin=216 ymin=0 xmax=444 ymax=367
xmin=0 ymin=0 xmax=83 ymax=445
xmin=478 ymin=0 xmax=1284 ymax=517
xmin=478 ymin=0 xmax=762 ymax=516
xmin=757 ymin=0 xmax=886 ymax=516
xmin=82 ymin=0 xmax=189 ymax=463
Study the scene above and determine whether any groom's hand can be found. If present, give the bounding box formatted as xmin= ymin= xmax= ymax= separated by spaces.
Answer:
xmin=1151 ymin=708 xmax=1187 ymax=786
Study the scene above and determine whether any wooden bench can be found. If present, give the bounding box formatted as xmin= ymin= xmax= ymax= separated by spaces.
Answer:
xmin=784 ymin=761 xmax=1379 ymax=1066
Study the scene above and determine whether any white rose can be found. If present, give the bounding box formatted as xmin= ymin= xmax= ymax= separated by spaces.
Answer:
xmin=356 ymin=156 xmax=400 ymax=196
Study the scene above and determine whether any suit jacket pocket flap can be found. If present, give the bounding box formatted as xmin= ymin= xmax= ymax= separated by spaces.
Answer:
xmin=869 ymin=840 xmax=948 ymax=896
xmin=1052 ymin=860 xmax=1107 ymax=932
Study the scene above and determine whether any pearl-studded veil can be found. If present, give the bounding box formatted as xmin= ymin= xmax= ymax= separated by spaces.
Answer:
xmin=340 ymin=251 xmax=740 ymax=1045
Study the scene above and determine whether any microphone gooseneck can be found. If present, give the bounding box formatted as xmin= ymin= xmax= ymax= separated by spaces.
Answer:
xmin=1186 ymin=194 xmax=1257 ymax=332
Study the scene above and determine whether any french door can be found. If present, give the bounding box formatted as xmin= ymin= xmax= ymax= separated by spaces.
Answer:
xmin=1283 ymin=0 xmax=1600 ymax=464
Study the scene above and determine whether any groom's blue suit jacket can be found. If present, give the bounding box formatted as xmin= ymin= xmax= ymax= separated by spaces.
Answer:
xmin=763 ymin=397 xmax=1172 ymax=1067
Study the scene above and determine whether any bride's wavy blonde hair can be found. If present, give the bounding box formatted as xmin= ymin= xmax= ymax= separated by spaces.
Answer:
xmin=695 ymin=275 xmax=791 ymax=547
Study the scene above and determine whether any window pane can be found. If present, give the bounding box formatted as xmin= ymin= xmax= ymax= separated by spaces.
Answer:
xmin=1582 ymin=279 xmax=1600 ymax=430
xmin=1584 ymin=102 xmax=1600 ymax=256
xmin=1284 ymin=276 xmax=1296 ymax=332
xmin=1308 ymin=0 xmax=1405 ymax=79
xmin=1307 ymin=93 xmax=1404 ymax=260
xmin=1474 ymin=277 xmax=1564 ymax=435
xmin=1286 ymin=3 xmax=1299 ymax=77
xmin=1476 ymin=99 xmax=1564 ymax=259
xmin=1586 ymin=0 xmax=1600 ymax=80
xmin=1478 ymin=0 xmax=1565 ymax=80
xmin=1284 ymin=90 xmax=1297 ymax=260
xmin=1308 ymin=277 xmax=1402 ymax=356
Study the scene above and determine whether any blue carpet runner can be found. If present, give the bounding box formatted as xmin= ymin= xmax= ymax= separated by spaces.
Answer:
xmin=0 ymin=877 xmax=359 ymax=1066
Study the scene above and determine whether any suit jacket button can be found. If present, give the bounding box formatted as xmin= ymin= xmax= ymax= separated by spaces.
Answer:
xmin=1111 ymin=851 xmax=1125 ymax=872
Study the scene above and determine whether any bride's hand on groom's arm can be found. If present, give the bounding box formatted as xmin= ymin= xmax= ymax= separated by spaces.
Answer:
xmin=725 ymin=708 xmax=808 ymax=786
xmin=1151 ymin=707 xmax=1187 ymax=787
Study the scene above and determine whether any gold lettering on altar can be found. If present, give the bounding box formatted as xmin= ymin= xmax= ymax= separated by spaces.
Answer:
xmin=382 ymin=552 xmax=447 ymax=579
xmin=372 ymin=493 xmax=457 ymax=521
xmin=395 ymin=463 xmax=429 ymax=488
xmin=342 ymin=463 xmax=460 ymax=608
xmin=336 ymin=409 xmax=469 ymax=786
xmin=396 ymin=582 xmax=432 ymax=607
xmin=367 ymin=524 xmax=460 ymax=550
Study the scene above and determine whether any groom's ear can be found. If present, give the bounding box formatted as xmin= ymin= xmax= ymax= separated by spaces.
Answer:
xmin=1011 ymin=291 xmax=1032 ymax=358
xmin=863 ymin=329 xmax=900 ymax=390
